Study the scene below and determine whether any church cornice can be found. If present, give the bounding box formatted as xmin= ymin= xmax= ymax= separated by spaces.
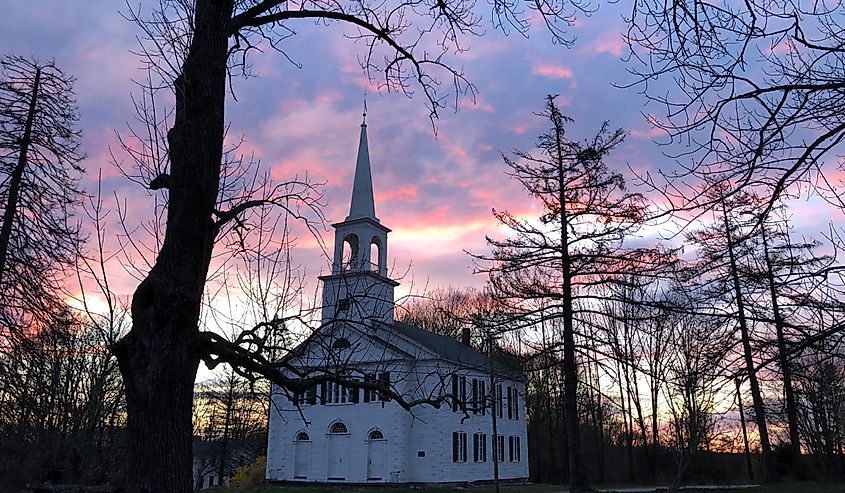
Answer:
xmin=318 ymin=269 xmax=400 ymax=287
xmin=332 ymin=216 xmax=391 ymax=233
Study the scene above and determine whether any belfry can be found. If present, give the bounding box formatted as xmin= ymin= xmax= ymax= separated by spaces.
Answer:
xmin=319 ymin=116 xmax=398 ymax=326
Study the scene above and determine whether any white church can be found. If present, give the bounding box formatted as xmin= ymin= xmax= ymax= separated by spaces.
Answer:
xmin=264 ymin=118 xmax=528 ymax=484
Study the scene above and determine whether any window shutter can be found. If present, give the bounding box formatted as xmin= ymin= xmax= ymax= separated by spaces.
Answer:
xmin=507 ymin=386 xmax=513 ymax=420
xmin=351 ymin=382 xmax=360 ymax=403
xmin=473 ymin=434 xmax=479 ymax=462
xmin=364 ymin=374 xmax=372 ymax=402
xmin=472 ymin=379 xmax=479 ymax=414
xmin=451 ymin=375 xmax=458 ymax=412
xmin=480 ymin=381 xmax=486 ymax=415
xmin=452 ymin=432 xmax=459 ymax=462
xmin=460 ymin=376 xmax=466 ymax=410
xmin=307 ymin=385 xmax=317 ymax=405
xmin=319 ymin=383 xmax=327 ymax=404
xmin=514 ymin=388 xmax=519 ymax=420
xmin=482 ymin=434 xmax=487 ymax=462
xmin=380 ymin=372 xmax=391 ymax=401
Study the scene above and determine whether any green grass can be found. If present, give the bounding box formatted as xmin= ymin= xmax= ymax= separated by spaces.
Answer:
xmin=227 ymin=482 xmax=844 ymax=493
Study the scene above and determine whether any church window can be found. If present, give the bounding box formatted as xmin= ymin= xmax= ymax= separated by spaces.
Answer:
xmin=368 ymin=429 xmax=384 ymax=440
xmin=364 ymin=372 xmax=390 ymax=402
xmin=325 ymin=381 xmax=353 ymax=404
xmin=508 ymin=436 xmax=521 ymax=462
xmin=337 ymin=298 xmax=351 ymax=312
xmin=472 ymin=433 xmax=487 ymax=462
xmin=369 ymin=239 xmax=380 ymax=272
xmin=341 ymin=234 xmax=359 ymax=270
xmin=295 ymin=431 xmax=310 ymax=441
xmin=330 ymin=422 xmax=349 ymax=434
xmin=451 ymin=432 xmax=467 ymax=462
xmin=332 ymin=337 xmax=351 ymax=350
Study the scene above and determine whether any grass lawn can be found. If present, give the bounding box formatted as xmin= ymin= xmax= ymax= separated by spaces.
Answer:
xmin=226 ymin=482 xmax=844 ymax=493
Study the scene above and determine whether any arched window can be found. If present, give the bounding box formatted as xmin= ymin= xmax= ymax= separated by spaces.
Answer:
xmin=342 ymin=234 xmax=359 ymax=270
xmin=369 ymin=238 xmax=380 ymax=272
xmin=368 ymin=429 xmax=384 ymax=440
xmin=332 ymin=337 xmax=351 ymax=350
xmin=295 ymin=431 xmax=310 ymax=441
xmin=330 ymin=422 xmax=349 ymax=434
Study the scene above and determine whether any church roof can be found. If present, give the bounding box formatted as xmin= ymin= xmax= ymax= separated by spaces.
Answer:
xmin=347 ymin=122 xmax=377 ymax=221
xmin=392 ymin=321 xmax=521 ymax=377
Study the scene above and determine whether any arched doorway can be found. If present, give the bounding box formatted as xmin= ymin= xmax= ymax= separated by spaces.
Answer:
xmin=366 ymin=429 xmax=385 ymax=480
xmin=327 ymin=421 xmax=350 ymax=480
xmin=293 ymin=431 xmax=311 ymax=479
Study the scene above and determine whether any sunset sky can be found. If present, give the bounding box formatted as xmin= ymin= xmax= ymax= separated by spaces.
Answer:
xmin=3 ymin=1 xmax=835 ymax=307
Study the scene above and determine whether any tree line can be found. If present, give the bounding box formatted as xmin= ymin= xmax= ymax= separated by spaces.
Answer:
xmin=3 ymin=0 xmax=845 ymax=492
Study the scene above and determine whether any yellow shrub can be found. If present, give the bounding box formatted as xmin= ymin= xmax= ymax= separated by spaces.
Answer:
xmin=229 ymin=455 xmax=266 ymax=488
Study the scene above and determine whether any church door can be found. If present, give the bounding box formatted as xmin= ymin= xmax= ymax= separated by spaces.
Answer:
xmin=327 ymin=422 xmax=350 ymax=480
xmin=293 ymin=432 xmax=311 ymax=479
xmin=367 ymin=429 xmax=385 ymax=480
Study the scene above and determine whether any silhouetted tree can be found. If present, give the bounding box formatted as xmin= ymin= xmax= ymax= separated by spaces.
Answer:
xmin=0 ymin=55 xmax=84 ymax=333
xmin=111 ymin=1 xmax=591 ymax=490
xmin=473 ymin=95 xmax=657 ymax=492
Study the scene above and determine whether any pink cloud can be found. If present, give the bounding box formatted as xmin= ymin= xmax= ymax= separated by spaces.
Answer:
xmin=592 ymin=38 xmax=625 ymax=57
xmin=376 ymin=185 xmax=419 ymax=203
xmin=531 ymin=62 xmax=574 ymax=80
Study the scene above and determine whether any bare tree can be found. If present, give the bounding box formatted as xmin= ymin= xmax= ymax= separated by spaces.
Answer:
xmin=102 ymin=0 xmax=596 ymax=490
xmin=472 ymin=95 xmax=661 ymax=492
xmin=0 ymin=55 xmax=84 ymax=333
xmin=662 ymin=288 xmax=731 ymax=491
xmin=685 ymin=183 xmax=779 ymax=483
xmin=625 ymin=0 xmax=845 ymax=218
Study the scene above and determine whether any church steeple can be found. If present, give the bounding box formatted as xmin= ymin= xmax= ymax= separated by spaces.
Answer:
xmin=347 ymin=121 xmax=378 ymax=221
xmin=319 ymin=117 xmax=398 ymax=327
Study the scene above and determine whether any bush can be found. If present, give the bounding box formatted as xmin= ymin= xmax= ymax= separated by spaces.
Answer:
xmin=228 ymin=456 xmax=266 ymax=488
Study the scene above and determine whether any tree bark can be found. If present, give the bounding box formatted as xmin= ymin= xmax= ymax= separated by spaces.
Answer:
xmin=736 ymin=378 xmax=754 ymax=481
xmin=113 ymin=2 xmax=234 ymax=492
xmin=554 ymin=112 xmax=589 ymax=493
xmin=0 ymin=66 xmax=40 ymax=284
xmin=761 ymin=225 xmax=802 ymax=472
xmin=722 ymin=205 xmax=778 ymax=484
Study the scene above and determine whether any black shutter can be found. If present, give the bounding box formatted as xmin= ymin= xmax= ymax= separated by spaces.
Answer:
xmin=351 ymin=382 xmax=360 ymax=403
xmin=364 ymin=374 xmax=372 ymax=402
xmin=307 ymin=385 xmax=317 ymax=405
xmin=451 ymin=375 xmax=458 ymax=412
xmin=319 ymin=383 xmax=327 ymax=404
xmin=514 ymin=388 xmax=519 ymax=419
xmin=480 ymin=381 xmax=486 ymax=415
xmin=452 ymin=432 xmax=459 ymax=462
xmin=380 ymin=372 xmax=391 ymax=401
xmin=483 ymin=434 xmax=487 ymax=462
xmin=473 ymin=434 xmax=478 ymax=462
xmin=472 ymin=379 xmax=479 ymax=414
xmin=507 ymin=386 xmax=513 ymax=420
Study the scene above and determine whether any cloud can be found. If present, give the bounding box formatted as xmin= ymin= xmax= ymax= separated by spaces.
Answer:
xmin=531 ymin=62 xmax=574 ymax=80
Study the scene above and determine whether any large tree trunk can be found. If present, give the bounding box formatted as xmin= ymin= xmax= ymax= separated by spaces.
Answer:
xmin=722 ymin=206 xmax=778 ymax=484
xmin=113 ymin=2 xmax=234 ymax=492
xmin=555 ymin=118 xmax=588 ymax=493
xmin=761 ymin=226 xmax=802 ymax=473
xmin=0 ymin=66 xmax=39 ymax=284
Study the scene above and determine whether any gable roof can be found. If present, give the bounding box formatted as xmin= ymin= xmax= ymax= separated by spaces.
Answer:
xmin=391 ymin=321 xmax=520 ymax=377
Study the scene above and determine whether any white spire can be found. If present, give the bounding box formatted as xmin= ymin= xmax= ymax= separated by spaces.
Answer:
xmin=347 ymin=119 xmax=377 ymax=221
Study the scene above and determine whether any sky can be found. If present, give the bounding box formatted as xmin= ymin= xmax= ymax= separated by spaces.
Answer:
xmin=2 ymin=1 xmax=835 ymax=311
